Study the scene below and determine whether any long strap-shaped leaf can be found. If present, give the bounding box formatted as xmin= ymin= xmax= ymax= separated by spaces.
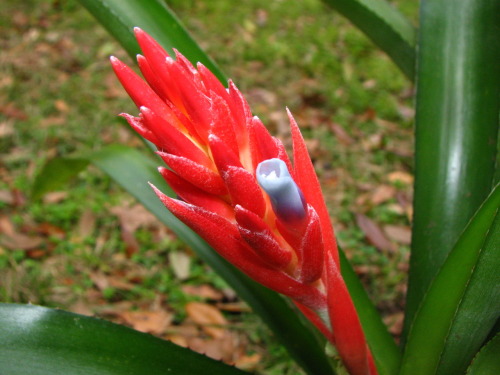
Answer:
xmin=404 ymin=0 xmax=500 ymax=340
xmin=466 ymin=334 xmax=500 ymax=375
xmin=436 ymin=190 xmax=500 ymax=373
xmin=321 ymin=0 xmax=416 ymax=80
xmin=0 ymin=303 xmax=248 ymax=375
xmin=400 ymin=184 xmax=500 ymax=375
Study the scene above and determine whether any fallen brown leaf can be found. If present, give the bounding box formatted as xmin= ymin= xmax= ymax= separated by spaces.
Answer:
xmin=90 ymin=272 xmax=109 ymax=291
xmin=386 ymin=203 xmax=405 ymax=216
xmin=383 ymin=312 xmax=404 ymax=339
xmin=185 ymin=302 xmax=228 ymax=339
xmin=165 ymin=324 xmax=199 ymax=339
xmin=0 ymin=216 xmax=44 ymax=250
xmin=384 ymin=225 xmax=412 ymax=245
xmin=234 ymin=353 xmax=262 ymax=371
xmin=40 ymin=116 xmax=66 ymax=128
xmin=0 ymin=102 xmax=28 ymax=120
xmin=42 ymin=191 xmax=68 ymax=204
xmin=330 ymin=123 xmax=354 ymax=146
xmin=0 ymin=190 xmax=10 ymax=205
xmin=169 ymin=251 xmax=191 ymax=280
xmin=355 ymin=213 xmax=396 ymax=253
xmin=76 ymin=209 xmax=96 ymax=238
xmin=107 ymin=276 xmax=137 ymax=291
xmin=181 ymin=284 xmax=224 ymax=301
xmin=1 ymin=233 xmax=44 ymax=251
xmin=90 ymin=272 xmax=136 ymax=292
xmin=0 ymin=216 xmax=15 ymax=236
xmin=166 ymin=334 xmax=189 ymax=348
xmin=396 ymin=191 xmax=414 ymax=220
xmin=36 ymin=222 xmax=65 ymax=239
xmin=121 ymin=225 xmax=140 ymax=258
xmin=54 ymin=99 xmax=69 ymax=113
xmin=370 ymin=184 xmax=396 ymax=205
xmin=0 ymin=121 xmax=14 ymax=138
xmin=187 ymin=333 xmax=238 ymax=363
xmin=110 ymin=204 xmax=159 ymax=232
xmin=358 ymin=107 xmax=377 ymax=122
xmin=398 ymin=104 xmax=415 ymax=120
xmin=25 ymin=249 xmax=47 ymax=259
xmin=69 ymin=299 xmax=93 ymax=316
xmin=388 ymin=171 xmax=414 ymax=185
xmin=354 ymin=264 xmax=381 ymax=276
xmin=362 ymin=79 xmax=377 ymax=89
xmin=216 ymin=302 xmax=251 ymax=313
xmin=385 ymin=141 xmax=413 ymax=158
xmin=120 ymin=310 xmax=173 ymax=335
xmin=362 ymin=133 xmax=383 ymax=151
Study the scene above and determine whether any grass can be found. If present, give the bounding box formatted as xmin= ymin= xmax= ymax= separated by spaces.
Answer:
xmin=1 ymin=0 xmax=416 ymax=373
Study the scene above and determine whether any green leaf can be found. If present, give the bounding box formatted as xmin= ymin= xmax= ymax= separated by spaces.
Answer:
xmin=404 ymin=0 xmax=500 ymax=339
xmin=77 ymin=0 xmax=225 ymax=83
xmin=400 ymin=184 xmax=500 ymax=375
xmin=31 ymin=157 xmax=89 ymax=200
xmin=436 ymin=188 xmax=500 ymax=374
xmin=86 ymin=145 xmax=336 ymax=375
xmin=0 ymin=303 xmax=247 ymax=375
xmin=340 ymin=251 xmax=400 ymax=375
xmin=466 ymin=334 xmax=500 ymax=375
xmin=321 ymin=0 xmax=416 ymax=79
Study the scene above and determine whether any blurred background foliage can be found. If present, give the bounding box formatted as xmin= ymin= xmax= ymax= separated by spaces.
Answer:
xmin=0 ymin=0 xmax=417 ymax=373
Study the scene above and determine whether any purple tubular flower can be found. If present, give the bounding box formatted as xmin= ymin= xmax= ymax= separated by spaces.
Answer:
xmin=256 ymin=158 xmax=307 ymax=223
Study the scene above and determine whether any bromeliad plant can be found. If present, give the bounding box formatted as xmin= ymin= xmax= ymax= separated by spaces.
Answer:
xmin=1 ymin=1 xmax=499 ymax=375
xmin=111 ymin=28 xmax=376 ymax=375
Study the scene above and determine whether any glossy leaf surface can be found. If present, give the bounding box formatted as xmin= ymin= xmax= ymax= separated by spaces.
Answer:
xmin=0 ymin=303 xmax=247 ymax=375
xmin=401 ymin=184 xmax=500 ymax=375
xmin=404 ymin=0 xmax=500 ymax=338
xmin=322 ymin=0 xmax=416 ymax=79
xmin=436 ymin=188 xmax=500 ymax=373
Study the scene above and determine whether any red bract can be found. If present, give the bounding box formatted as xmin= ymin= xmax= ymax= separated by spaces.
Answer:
xmin=111 ymin=28 xmax=377 ymax=375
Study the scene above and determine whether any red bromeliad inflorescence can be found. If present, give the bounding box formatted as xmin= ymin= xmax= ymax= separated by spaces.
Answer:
xmin=111 ymin=28 xmax=377 ymax=375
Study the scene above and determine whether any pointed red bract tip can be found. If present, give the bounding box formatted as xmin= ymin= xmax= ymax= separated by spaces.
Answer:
xmin=140 ymin=106 xmax=212 ymax=168
xmin=288 ymin=108 xmax=340 ymax=266
xmin=157 ymin=152 xmax=227 ymax=195
xmin=119 ymin=113 xmax=159 ymax=145
xmin=135 ymin=27 xmax=170 ymax=60
xmin=159 ymin=167 xmax=234 ymax=220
